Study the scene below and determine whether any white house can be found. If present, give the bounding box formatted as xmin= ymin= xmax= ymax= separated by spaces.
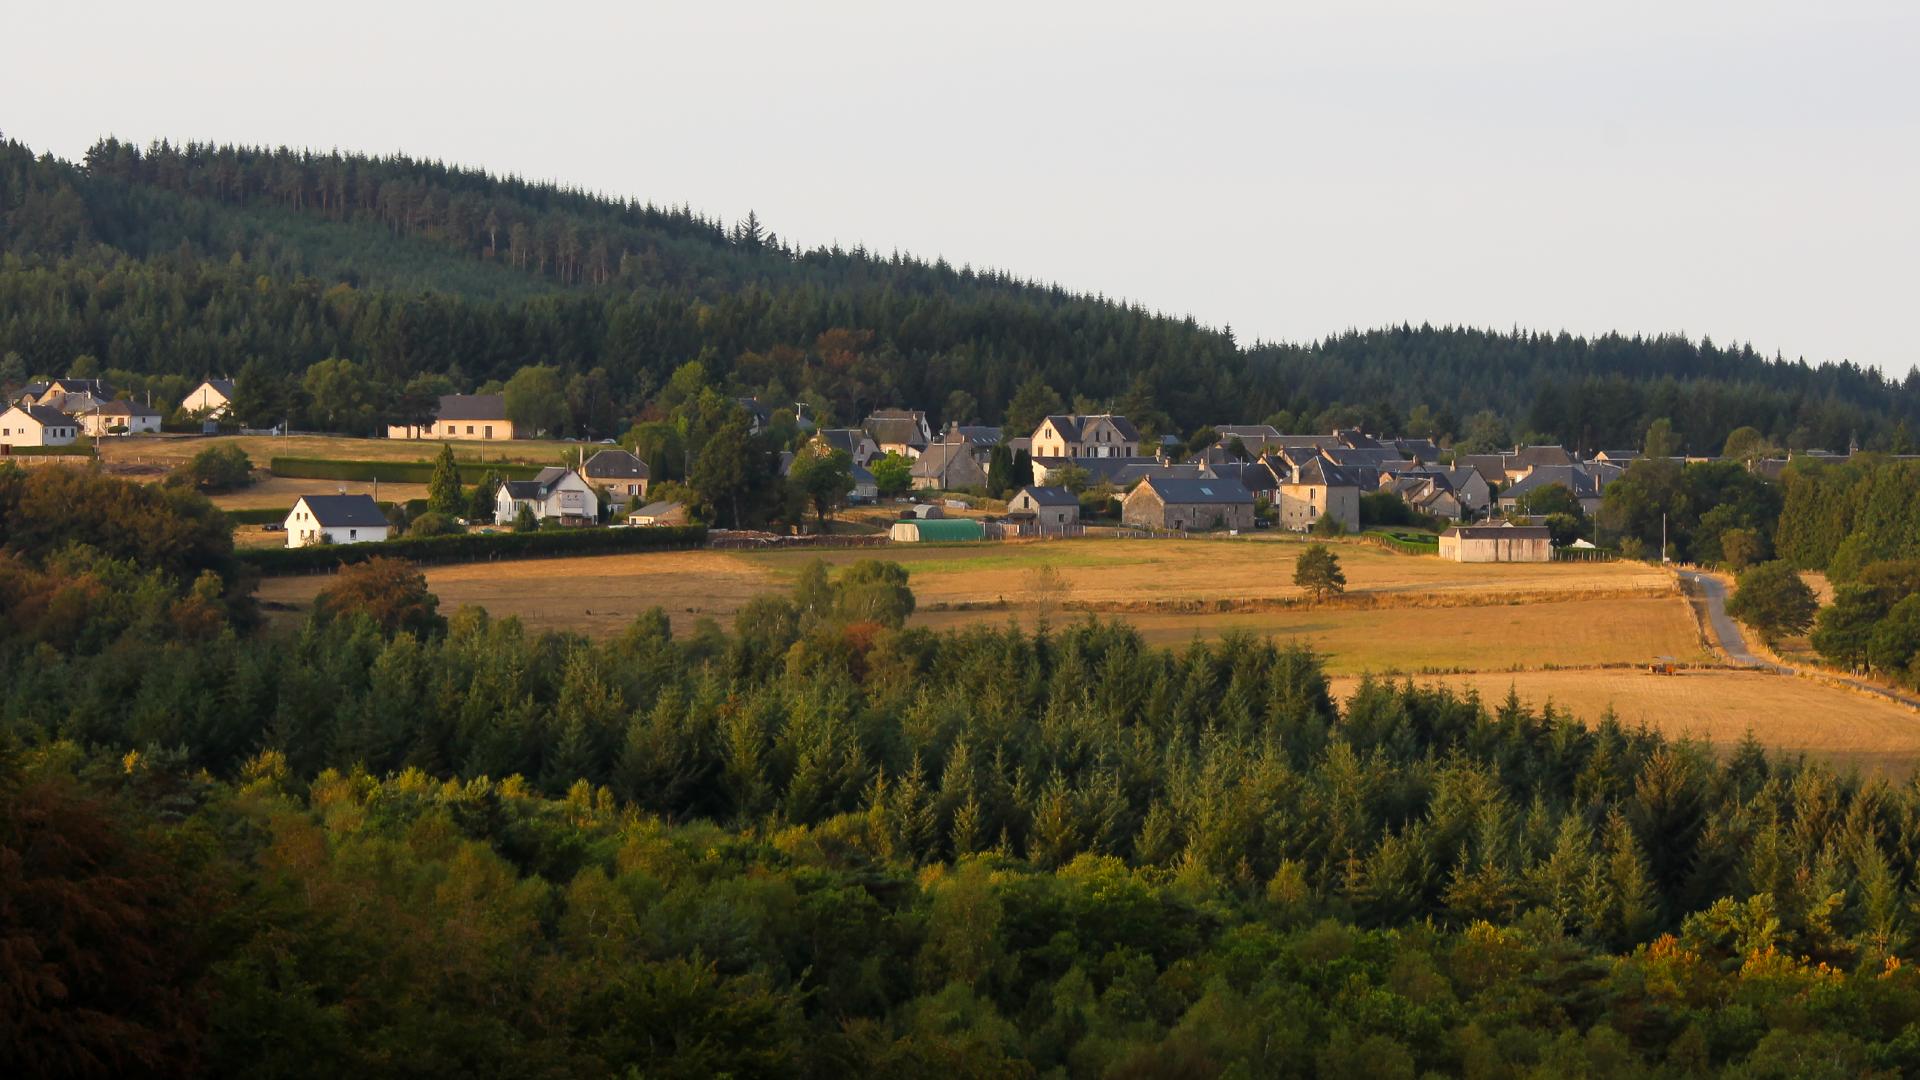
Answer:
xmin=80 ymin=400 xmax=163 ymax=436
xmin=284 ymin=494 xmax=391 ymax=548
xmin=495 ymin=466 xmax=598 ymax=525
xmin=0 ymin=404 xmax=79 ymax=447
xmin=183 ymin=378 xmax=236 ymax=418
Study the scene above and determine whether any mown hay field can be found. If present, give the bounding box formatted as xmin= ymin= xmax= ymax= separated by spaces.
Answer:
xmin=1327 ymin=668 xmax=1920 ymax=778
xmin=98 ymin=433 xmax=582 ymax=471
xmin=255 ymin=540 xmax=1705 ymax=673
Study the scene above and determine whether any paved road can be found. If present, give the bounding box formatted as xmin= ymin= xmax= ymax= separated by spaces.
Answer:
xmin=1677 ymin=570 xmax=1787 ymax=671
xmin=1679 ymin=568 xmax=1920 ymax=710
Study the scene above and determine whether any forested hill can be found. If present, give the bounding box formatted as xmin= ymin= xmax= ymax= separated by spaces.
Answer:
xmin=1 ymin=135 xmax=1913 ymax=451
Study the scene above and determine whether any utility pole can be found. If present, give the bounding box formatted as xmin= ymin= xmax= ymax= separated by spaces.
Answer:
xmin=1661 ymin=512 xmax=1668 ymax=564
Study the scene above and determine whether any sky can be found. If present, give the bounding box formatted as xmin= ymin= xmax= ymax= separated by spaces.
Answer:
xmin=6 ymin=1 xmax=1916 ymax=372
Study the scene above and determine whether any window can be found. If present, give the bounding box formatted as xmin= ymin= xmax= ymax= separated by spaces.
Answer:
xmin=484 ymin=425 xmax=493 ymax=438
xmin=349 ymin=529 xmax=357 ymax=539
xmin=467 ymin=425 xmax=475 ymax=435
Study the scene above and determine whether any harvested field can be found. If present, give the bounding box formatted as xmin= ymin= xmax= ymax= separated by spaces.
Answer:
xmin=915 ymin=595 xmax=1706 ymax=675
xmin=98 ymin=433 xmax=580 ymax=472
xmin=737 ymin=537 xmax=1673 ymax=608
xmin=210 ymin=476 xmax=432 ymax=511
xmin=254 ymin=542 xmax=1705 ymax=674
xmin=1327 ymin=667 xmax=1920 ymax=778
xmin=255 ymin=551 xmax=781 ymax=636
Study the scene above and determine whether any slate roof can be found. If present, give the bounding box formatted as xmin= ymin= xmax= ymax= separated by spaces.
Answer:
xmin=295 ymin=494 xmax=388 ymax=528
xmin=1334 ymin=429 xmax=1383 ymax=449
xmin=910 ymin=442 xmax=982 ymax=479
xmin=583 ymin=449 xmax=649 ymax=480
xmin=1444 ymin=523 xmax=1551 ymax=540
xmin=1512 ymin=444 xmax=1575 ymax=470
xmin=1458 ymin=454 xmax=1512 ymax=486
xmin=1042 ymin=414 xmax=1142 ymax=442
xmin=198 ymin=378 xmax=236 ymax=398
xmin=1034 ymin=456 xmax=1194 ymax=486
xmin=1213 ymin=424 xmax=1282 ymax=440
xmin=502 ymin=466 xmax=579 ymax=501
xmin=1207 ymin=460 xmax=1280 ymax=492
xmin=941 ymin=424 xmax=1003 ymax=447
xmin=863 ymin=409 xmax=931 ymax=448
xmin=94 ymin=399 xmax=161 ymax=417
xmin=14 ymin=404 xmax=73 ymax=426
xmin=1137 ymin=476 xmax=1254 ymax=505
xmin=815 ymin=429 xmax=873 ymax=456
xmin=1394 ymin=438 xmax=1443 ymax=461
xmin=435 ymin=393 xmax=508 ymax=421
xmin=1284 ymin=457 xmax=1363 ymax=488
xmin=1500 ymin=465 xmax=1602 ymax=500
xmin=1016 ymin=485 xmax=1079 ymax=507
xmin=632 ymin=501 xmax=684 ymax=519
xmin=33 ymin=378 xmax=116 ymax=399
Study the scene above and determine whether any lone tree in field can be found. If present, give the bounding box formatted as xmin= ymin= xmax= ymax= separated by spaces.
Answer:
xmin=427 ymin=443 xmax=463 ymax=516
xmin=1294 ymin=543 xmax=1346 ymax=602
xmin=1726 ymin=560 xmax=1817 ymax=647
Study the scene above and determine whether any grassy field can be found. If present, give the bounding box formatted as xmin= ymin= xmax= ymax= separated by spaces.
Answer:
xmin=1328 ymin=667 xmax=1920 ymax=777
xmin=254 ymin=539 xmax=1705 ymax=673
xmin=97 ymin=433 xmax=584 ymax=472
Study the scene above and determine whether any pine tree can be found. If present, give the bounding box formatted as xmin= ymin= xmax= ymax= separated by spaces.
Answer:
xmin=427 ymin=443 xmax=463 ymax=515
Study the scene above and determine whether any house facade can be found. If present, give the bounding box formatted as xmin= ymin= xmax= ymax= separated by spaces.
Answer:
xmin=1275 ymin=457 xmax=1361 ymax=532
xmin=1030 ymin=414 xmax=1141 ymax=459
xmin=909 ymin=442 xmax=989 ymax=491
xmin=183 ymin=379 xmax=236 ymax=418
xmin=812 ymin=428 xmax=882 ymax=468
xmin=284 ymin=494 xmax=391 ymax=548
xmin=0 ymin=405 xmax=78 ymax=447
xmin=16 ymin=378 xmax=115 ymax=408
xmin=388 ymin=394 xmax=517 ymax=441
xmin=495 ymin=467 xmax=597 ymax=525
xmin=1007 ymin=485 xmax=1080 ymax=527
xmin=1122 ymin=476 xmax=1255 ymax=532
xmin=1439 ymin=523 xmax=1553 ymax=562
xmin=80 ymin=400 xmax=163 ymax=436
xmin=583 ymin=449 xmax=650 ymax=509
xmin=863 ymin=409 xmax=934 ymax=458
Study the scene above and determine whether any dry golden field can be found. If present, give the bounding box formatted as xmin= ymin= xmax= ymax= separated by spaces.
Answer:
xmin=254 ymin=539 xmax=1705 ymax=673
xmin=1327 ymin=667 xmax=1920 ymax=777
xmin=209 ymin=475 xmax=434 ymax=511
xmin=97 ymin=433 xmax=582 ymax=471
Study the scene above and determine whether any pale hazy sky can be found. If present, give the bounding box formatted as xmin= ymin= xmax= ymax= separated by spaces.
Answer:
xmin=7 ymin=1 xmax=1916 ymax=372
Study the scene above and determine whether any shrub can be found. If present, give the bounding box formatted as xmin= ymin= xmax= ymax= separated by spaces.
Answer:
xmin=1725 ymin=560 xmax=1818 ymax=647
xmin=406 ymin=512 xmax=462 ymax=538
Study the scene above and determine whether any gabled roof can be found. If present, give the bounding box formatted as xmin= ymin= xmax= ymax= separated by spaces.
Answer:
xmin=633 ymin=500 xmax=684 ymax=518
xmin=814 ymin=428 xmax=874 ymax=455
xmin=863 ymin=409 xmax=931 ymax=448
xmin=11 ymin=404 xmax=73 ymax=426
xmin=849 ymin=463 xmax=876 ymax=488
xmin=1207 ymin=460 xmax=1280 ymax=491
xmin=1016 ymin=485 xmax=1079 ymax=507
xmin=435 ymin=393 xmax=508 ymax=422
xmin=1213 ymin=424 xmax=1282 ymax=440
xmin=941 ymin=424 xmax=1003 ymax=447
xmin=1040 ymin=413 xmax=1142 ymax=443
xmin=584 ymin=449 xmax=649 ymax=480
xmin=1137 ymin=476 xmax=1254 ymax=505
xmin=196 ymin=378 xmax=236 ymax=397
xmin=502 ymin=466 xmax=583 ymax=501
xmin=1334 ymin=429 xmax=1383 ymax=449
xmin=1458 ymin=454 xmax=1512 ymax=486
xmin=39 ymin=378 xmax=116 ymax=399
xmin=1394 ymin=438 xmax=1443 ymax=460
xmin=1511 ymin=444 xmax=1574 ymax=470
xmin=294 ymin=494 xmax=388 ymax=528
xmin=1444 ymin=523 xmax=1551 ymax=540
xmin=1501 ymin=465 xmax=1602 ymax=500
xmin=1284 ymin=457 xmax=1363 ymax=489
xmin=910 ymin=442 xmax=981 ymax=478
xmin=94 ymin=399 xmax=161 ymax=417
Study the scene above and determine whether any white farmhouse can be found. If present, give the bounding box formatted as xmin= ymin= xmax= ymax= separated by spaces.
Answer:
xmin=0 ymin=404 xmax=79 ymax=447
xmin=495 ymin=467 xmax=598 ymax=525
xmin=80 ymin=400 xmax=163 ymax=436
xmin=183 ymin=378 xmax=236 ymax=418
xmin=284 ymin=494 xmax=391 ymax=548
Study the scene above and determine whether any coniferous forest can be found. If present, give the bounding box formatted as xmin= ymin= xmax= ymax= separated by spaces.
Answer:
xmin=11 ymin=467 xmax=1920 ymax=1077
xmin=12 ymin=136 xmax=1920 ymax=1076
xmin=2 ymin=136 xmax=1916 ymax=453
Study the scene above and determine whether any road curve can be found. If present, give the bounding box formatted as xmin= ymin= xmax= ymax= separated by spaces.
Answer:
xmin=1679 ymin=568 xmax=1920 ymax=710
xmin=1676 ymin=569 xmax=1787 ymax=671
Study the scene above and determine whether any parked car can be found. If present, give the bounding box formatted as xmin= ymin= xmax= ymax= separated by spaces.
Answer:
xmin=262 ymin=523 xmax=284 ymax=532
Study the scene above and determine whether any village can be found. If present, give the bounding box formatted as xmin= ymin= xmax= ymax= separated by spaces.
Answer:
xmin=3 ymin=375 xmax=1760 ymax=564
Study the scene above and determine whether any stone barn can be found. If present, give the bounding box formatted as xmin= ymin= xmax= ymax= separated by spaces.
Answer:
xmin=1438 ymin=522 xmax=1552 ymax=562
